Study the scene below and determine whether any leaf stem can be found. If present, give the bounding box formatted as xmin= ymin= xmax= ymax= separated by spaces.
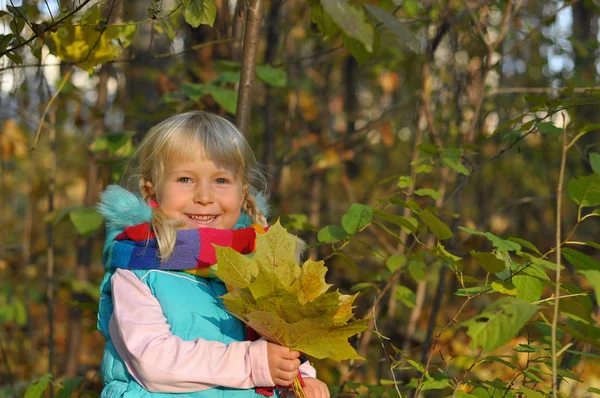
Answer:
xmin=551 ymin=113 xmax=568 ymax=398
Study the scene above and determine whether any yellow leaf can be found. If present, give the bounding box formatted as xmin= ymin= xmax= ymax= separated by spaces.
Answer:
xmin=291 ymin=259 xmax=332 ymax=304
xmin=215 ymin=223 xmax=369 ymax=362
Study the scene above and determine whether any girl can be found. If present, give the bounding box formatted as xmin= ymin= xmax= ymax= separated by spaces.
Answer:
xmin=97 ymin=111 xmax=329 ymax=398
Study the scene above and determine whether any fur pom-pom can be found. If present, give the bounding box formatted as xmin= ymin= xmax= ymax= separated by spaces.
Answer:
xmin=97 ymin=185 xmax=152 ymax=230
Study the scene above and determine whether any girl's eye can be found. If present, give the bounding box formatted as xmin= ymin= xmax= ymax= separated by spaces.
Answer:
xmin=216 ymin=178 xmax=228 ymax=184
xmin=178 ymin=177 xmax=192 ymax=184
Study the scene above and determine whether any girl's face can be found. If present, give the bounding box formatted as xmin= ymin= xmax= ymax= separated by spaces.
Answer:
xmin=155 ymin=149 xmax=246 ymax=230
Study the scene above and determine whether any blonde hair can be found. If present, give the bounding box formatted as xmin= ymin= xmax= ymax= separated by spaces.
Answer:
xmin=125 ymin=111 xmax=268 ymax=260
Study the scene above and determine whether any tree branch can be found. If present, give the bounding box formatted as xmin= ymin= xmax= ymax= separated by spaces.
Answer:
xmin=236 ymin=0 xmax=264 ymax=136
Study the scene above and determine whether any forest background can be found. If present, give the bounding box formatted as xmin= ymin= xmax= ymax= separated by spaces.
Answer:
xmin=1 ymin=0 xmax=600 ymax=397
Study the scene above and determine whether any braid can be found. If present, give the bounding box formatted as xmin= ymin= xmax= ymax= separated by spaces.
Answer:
xmin=138 ymin=177 xmax=179 ymax=260
xmin=243 ymin=192 xmax=268 ymax=227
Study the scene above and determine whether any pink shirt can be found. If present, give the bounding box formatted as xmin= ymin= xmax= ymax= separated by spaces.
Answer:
xmin=109 ymin=269 xmax=317 ymax=393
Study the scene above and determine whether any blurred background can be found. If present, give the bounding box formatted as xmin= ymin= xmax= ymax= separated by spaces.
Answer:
xmin=1 ymin=0 xmax=599 ymax=396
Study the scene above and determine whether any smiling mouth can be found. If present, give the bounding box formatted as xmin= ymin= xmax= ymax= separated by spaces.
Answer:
xmin=186 ymin=214 xmax=218 ymax=225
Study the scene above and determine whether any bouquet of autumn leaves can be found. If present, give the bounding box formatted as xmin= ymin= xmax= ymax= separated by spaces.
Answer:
xmin=213 ymin=222 xmax=368 ymax=397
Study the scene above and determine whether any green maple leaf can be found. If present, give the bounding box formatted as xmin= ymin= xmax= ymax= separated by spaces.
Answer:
xmin=215 ymin=221 xmax=368 ymax=361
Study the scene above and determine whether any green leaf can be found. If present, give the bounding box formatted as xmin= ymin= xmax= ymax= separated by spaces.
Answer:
xmin=441 ymin=156 xmax=470 ymax=175
xmin=255 ymin=65 xmax=287 ymax=87
xmin=562 ymin=248 xmax=600 ymax=271
xmin=459 ymin=227 xmax=521 ymax=251
xmin=454 ymin=286 xmax=488 ymax=296
xmin=578 ymin=270 xmax=600 ymax=306
xmin=408 ymin=260 xmax=426 ymax=282
xmin=414 ymin=188 xmax=442 ymax=200
xmin=69 ymin=208 xmax=104 ymax=238
xmin=589 ymin=152 xmax=600 ymax=175
xmin=491 ymin=280 xmax=517 ymax=296
xmin=513 ymin=267 xmax=545 ymax=303
xmin=182 ymin=82 xmax=208 ymax=100
xmin=320 ymin=0 xmax=374 ymax=51
xmin=341 ymin=203 xmax=373 ymax=234
xmin=471 ymin=251 xmax=505 ymax=273
xmin=508 ymin=237 xmax=541 ymax=255
xmin=24 ymin=374 xmax=52 ymax=398
xmin=419 ymin=209 xmax=453 ymax=240
xmin=183 ymin=0 xmax=217 ymax=28
xmin=461 ymin=297 xmax=538 ymax=353
xmin=386 ymin=254 xmax=406 ymax=272
xmin=421 ymin=377 xmax=449 ymax=391
xmin=374 ymin=210 xmax=418 ymax=233
xmin=536 ymin=121 xmax=562 ymax=136
xmin=364 ymin=4 xmax=420 ymax=53
xmin=56 ymin=377 xmax=84 ymax=398
xmin=394 ymin=285 xmax=415 ymax=308
xmin=588 ymin=387 xmax=600 ymax=394
xmin=213 ymin=246 xmax=257 ymax=289
xmin=341 ymin=32 xmax=376 ymax=65
xmin=567 ymin=174 xmax=600 ymax=207
xmin=310 ymin=2 xmax=340 ymax=37
xmin=397 ymin=175 xmax=413 ymax=188
xmin=513 ymin=344 xmax=537 ymax=352
xmin=318 ymin=225 xmax=348 ymax=243
xmin=209 ymin=86 xmax=238 ymax=114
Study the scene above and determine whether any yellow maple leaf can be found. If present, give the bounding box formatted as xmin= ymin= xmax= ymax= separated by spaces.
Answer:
xmin=214 ymin=221 xmax=369 ymax=362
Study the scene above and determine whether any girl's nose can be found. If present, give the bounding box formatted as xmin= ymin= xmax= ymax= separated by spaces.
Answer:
xmin=194 ymin=184 xmax=214 ymax=205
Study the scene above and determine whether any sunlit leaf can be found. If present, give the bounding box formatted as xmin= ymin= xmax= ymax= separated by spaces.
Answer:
xmin=318 ymin=225 xmax=348 ymax=243
xmin=491 ymin=280 xmax=517 ymax=296
xmin=341 ymin=203 xmax=373 ymax=234
xmin=567 ymin=174 xmax=600 ymax=207
xmin=397 ymin=175 xmax=413 ymax=188
xmin=462 ymin=297 xmax=538 ymax=353
xmin=184 ymin=0 xmax=217 ymax=28
xmin=216 ymin=223 xmax=368 ymax=361
xmin=414 ymin=188 xmax=442 ymax=200
xmin=394 ymin=285 xmax=415 ymax=308
xmin=24 ymin=374 xmax=52 ymax=398
xmin=386 ymin=254 xmax=406 ymax=272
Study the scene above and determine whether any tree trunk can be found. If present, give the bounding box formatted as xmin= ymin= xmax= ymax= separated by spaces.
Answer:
xmin=236 ymin=0 xmax=264 ymax=135
xmin=263 ymin=0 xmax=283 ymax=193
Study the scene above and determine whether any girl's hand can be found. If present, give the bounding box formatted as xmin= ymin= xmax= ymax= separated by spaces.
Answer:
xmin=266 ymin=343 xmax=301 ymax=386
xmin=302 ymin=377 xmax=330 ymax=398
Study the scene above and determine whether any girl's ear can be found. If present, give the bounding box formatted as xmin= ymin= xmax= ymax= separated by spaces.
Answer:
xmin=240 ymin=185 xmax=248 ymax=208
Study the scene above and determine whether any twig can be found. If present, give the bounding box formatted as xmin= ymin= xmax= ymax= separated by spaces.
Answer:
xmin=373 ymin=301 xmax=403 ymax=398
xmin=30 ymin=68 xmax=73 ymax=151
xmin=552 ymin=113 xmax=568 ymax=398
xmin=414 ymin=296 xmax=474 ymax=396
xmin=46 ymin=108 xmax=57 ymax=398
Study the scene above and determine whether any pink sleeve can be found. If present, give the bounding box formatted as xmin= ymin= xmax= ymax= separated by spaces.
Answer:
xmin=299 ymin=361 xmax=317 ymax=379
xmin=109 ymin=269 xmax=274 ymax=393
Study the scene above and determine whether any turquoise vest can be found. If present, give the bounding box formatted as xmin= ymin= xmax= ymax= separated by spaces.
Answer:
xmin=98 ymin=270 xmax=270 ymax=398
